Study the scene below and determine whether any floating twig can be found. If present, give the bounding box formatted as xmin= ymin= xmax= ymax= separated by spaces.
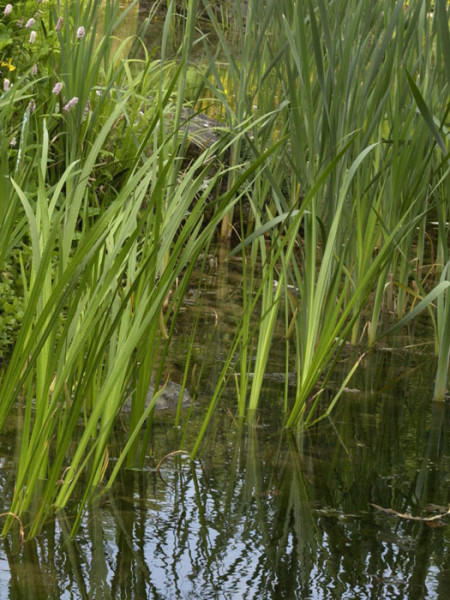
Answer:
xmin=370 ymin=503 xmax=450 ymax=522
xmin=155 ymin=450 xmax=191 ymax=473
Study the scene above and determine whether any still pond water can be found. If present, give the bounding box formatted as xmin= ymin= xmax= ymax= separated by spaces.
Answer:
xmin=0 ymin=255 xmax=449 ymax=599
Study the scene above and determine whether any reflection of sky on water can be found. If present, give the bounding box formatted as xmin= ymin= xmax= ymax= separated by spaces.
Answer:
xmin=0 ymin=270 xmax=448 ymax=598
xmin=139 ymin=471 xmax=265 ymax=598
xmin=1 ymin=414 xmax=449 ymax=600
xmin=76 ymin=397 xmax=448 ymax=600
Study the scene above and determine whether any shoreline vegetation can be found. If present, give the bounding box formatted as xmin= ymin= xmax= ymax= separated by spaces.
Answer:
xmin=0 ymin=0 xmax=448 ymax=538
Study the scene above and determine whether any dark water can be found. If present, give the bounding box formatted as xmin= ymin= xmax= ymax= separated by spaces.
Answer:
xmin=1 ymin=319 xmax=449 ymax=598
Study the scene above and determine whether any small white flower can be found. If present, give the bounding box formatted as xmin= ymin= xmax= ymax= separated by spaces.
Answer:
xmin=10 ymin=137 xmax=17 ymax=147
xmin=25 ymin=18 xmax=35 ymax=29
xmin=3 ymin=4 xmax=12 ymax=16
xmin=52 ymin=82 xmax=63 ymax=95
xmin=76 ymin=26 xmax=85 ymax=39
xmin=63 ymin=97 xmax=79 ymax=112
xmin=3 ymin=78 xmax=10 ymax=92
xmin=29 ymin=30 xmax=36 ymax=43
xmin=31 ymin=64 xmax=38 ymax=75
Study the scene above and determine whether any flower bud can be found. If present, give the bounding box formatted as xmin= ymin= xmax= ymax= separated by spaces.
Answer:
xmin=52 ymin=82 xmax=63 ymax=95
xmin=63 ymin=97 xmax=79 ymax=112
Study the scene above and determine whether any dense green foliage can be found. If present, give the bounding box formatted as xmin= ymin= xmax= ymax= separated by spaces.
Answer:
xmin=0 ymin=0 xmax=448 ymax=538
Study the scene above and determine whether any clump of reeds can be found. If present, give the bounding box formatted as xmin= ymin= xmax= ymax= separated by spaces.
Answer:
xmin=0 ymin=0 xmax=235 ymax=537
xmin=191 ymin=0 xmax=448 ymax=452
xmin=0 ymin=0 xmax=447 ymax=538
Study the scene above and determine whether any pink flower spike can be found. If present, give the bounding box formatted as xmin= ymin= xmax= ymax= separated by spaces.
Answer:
xmin=29 ymin=31 xmax=36 ymax=43
xmin=76 ymin=26 xmax=85 ymax=39
xmin=63 ymin=97 xmax=79 ymax=112
xmin=3 ymin=79 xmax=10 ymax=92
xmin=55 ymin=17 xmax=63 ymax=31
xmin=31 ymin=64 xmax=38 ymax=75
xmin=3 ymin=4 xmax=12 ymax=16
xmin=52 ymin=82 xmax=63 ymax=95
xmin=28 ymin=98 xmax=36 ymax=114
xmin=25 ymin=18 xmax=35 ymax=29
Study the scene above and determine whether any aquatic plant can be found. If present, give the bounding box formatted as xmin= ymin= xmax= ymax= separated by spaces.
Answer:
xmin=0 ymin=0 xmax=448 ymax=538
xmin=191 ymin=0 xmax=448 ymax=446
xmin=0 ymin=0 xmax=231 ymax=536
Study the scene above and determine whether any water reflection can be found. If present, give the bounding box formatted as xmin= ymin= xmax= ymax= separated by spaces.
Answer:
xmin=1 ymin=349 xmax=449 ymax=598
